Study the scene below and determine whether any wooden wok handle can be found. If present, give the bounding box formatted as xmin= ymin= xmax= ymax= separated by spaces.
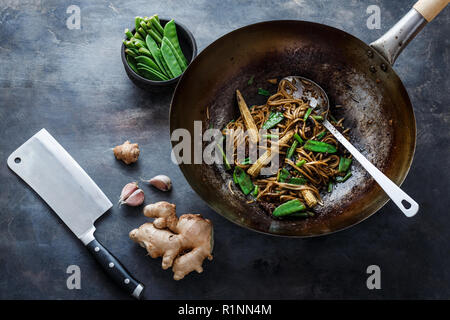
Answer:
xmin=413 ymin=0 xmax=449 ymax=21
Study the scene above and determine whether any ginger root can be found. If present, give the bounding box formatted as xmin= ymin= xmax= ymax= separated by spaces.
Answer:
xmin=129 ymin=201 xmax=213 ymax=280
xmin=113 ymin=140 xmax=140 ymax=164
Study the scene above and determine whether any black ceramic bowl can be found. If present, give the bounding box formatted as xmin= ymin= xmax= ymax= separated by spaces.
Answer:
xmin=121 ymin=19 xmax=197 ymax=90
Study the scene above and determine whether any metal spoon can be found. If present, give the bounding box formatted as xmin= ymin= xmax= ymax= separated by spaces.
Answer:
xmin=284 ymin=76 xmax=418 ymax=217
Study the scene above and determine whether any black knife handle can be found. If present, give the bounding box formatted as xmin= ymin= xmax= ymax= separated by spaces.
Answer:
xmin=86 ymin=238 xmax=144 ymax=299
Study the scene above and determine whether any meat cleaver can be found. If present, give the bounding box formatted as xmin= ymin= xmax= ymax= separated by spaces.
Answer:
xmin=7 ymin=128 xmax=144 ymax=299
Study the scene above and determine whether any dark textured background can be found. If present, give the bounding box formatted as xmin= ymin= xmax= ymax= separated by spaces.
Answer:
xmin=0 ymin=0 xmax=448 ymax=299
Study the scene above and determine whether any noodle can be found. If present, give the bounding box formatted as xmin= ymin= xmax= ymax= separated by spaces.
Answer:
xmin=221 ymin=79 xmax=351 ymax=215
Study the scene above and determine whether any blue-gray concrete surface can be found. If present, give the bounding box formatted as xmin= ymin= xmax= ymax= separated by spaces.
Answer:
xmin=0 ymin=0 xmax=448 ymax=299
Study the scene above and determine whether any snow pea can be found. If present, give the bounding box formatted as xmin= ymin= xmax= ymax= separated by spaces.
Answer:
xmin=262 ymin=111 xmax=284 ymax=129
xmin=162 ymin=37 xmax=187 ymax=70
xmin=148 ymin=29 xmax=162 ymax=46
xmin=304 ymin=140 xmax=337 ymax=153
xmin=161 ymin=40 xmax=182 ymax=77
xmin=145 ymin=35 xmax=169 ymax=77
xmin=126 ymin=55 xmax=139 ymax=74
xmin=233 ymin=166 xmax=254 ymax=195
xmin=135 ymin=56 xmax=162 ymax=74
xmin=124 ymin=28 xmax=133 ymax=40
xmin=272 ymin=199 xmax=306 ymax=217
xmin=125 ymin=48 xmax=138 ymax=58
xmin=138 ymin=47 xmax=153 ymax=59
xmin=137 ymin=64 xmax=169 ymax=81
xmin=338 ymin=157 xmax=352 ymax=173
xmin=135 ymin=16 xmax=142 ymax=31
xmin=163 ymin=19 xmax=188 ymax=65
xmin=150 ymin=15 xmax=164 ymax=37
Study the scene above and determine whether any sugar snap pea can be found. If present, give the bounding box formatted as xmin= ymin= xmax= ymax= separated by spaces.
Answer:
xmin=161 ymin=40 xmax=182 ymax=77
xmin=145 ymin=35 xmax=169 ymax=77
xmin=135 ymin=56 xmax=162 ymax=73
xmin=163 ymin=19 xmax=188 ymax=65
xmin=137 ymin=64 xmax=169 ymax=81
xmin=162 ymin=37 xmax=187 ymax=70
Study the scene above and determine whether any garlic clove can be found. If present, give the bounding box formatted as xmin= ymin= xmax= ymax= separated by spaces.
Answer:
xmin=149 ymin=175 xmax=172 ymax=191
xmin=119 ymin=182 xmax=139 ymax=204
xmin=122 ymin=189 xmax=145 ymax=206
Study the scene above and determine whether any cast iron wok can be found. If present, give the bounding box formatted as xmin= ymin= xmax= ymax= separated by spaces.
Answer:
xmin=170 ymin=1 xmax=447 ymax=236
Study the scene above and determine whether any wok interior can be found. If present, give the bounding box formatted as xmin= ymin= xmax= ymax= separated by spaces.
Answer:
xmin=170 ymin=21 xmax=415 ymax=236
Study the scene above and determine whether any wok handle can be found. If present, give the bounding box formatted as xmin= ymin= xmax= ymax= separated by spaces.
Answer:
xmin=370 ymin=0 xmax=448 ymax=65
xmin=323 ymin=120 xmax=419 ymax=217
xmin=414 ymin=0 xmax=449 ymax=22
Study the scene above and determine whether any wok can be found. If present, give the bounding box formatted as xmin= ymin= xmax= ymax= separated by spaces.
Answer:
xmin=170 ymin=0 xmax=448 ymax=236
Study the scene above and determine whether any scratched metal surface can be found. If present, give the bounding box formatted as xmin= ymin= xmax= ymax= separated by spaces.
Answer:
xmin=0 ymin=0 xmax=448 ymax=299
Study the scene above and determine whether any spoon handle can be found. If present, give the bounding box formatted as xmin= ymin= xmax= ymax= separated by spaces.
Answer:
xmin=323 ymin=120 xmax=419 ymax=217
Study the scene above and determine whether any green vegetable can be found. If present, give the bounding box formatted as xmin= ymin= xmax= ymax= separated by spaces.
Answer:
xmin=294 ymin=133 xmax=304 ymax=144
xmin=286 ymin=140 xmax=298 ymax=159
xmin=316 ymin=130 xmax=327 ymax=140
xmin=162 ymin=37 xmax=187 ymax=70
xmin=303 ymin=108 xmax=313 ymax=121
xmin=125 ymin=48 xmax=138 ymax=58
xmin=288 ymin=177 xmax=306 ymax=185
xmin=135 ymin=56 xmax=162 ymax=73
xmin=295 ymin=159 xmax=306 ymax=167
xmin=148 ymin=29 xmax=162 ymax=46
xmin=150 ymin=15 xmax=164 ymax=37
xmin=137 ymin=64 xmax=169 ymax=81
xmin=252 ymin=185 xmax=259 ymax=197
xmin=138 ymin=47 xmax=153 ymax=58
xmin=327 ymin=181 xmax=333 ymax=193
xmin=304 ymin=140 xmax=337 ymax=153
xmin=133 ymin=31 xmax=143 ymax=41
xmin=163 ymin=20 xmax=188 ymax=65
xmin=140 ymin=21 xmax=149 ymax=33
xmin=338 ymin=157 xmax=352 ymax=173
xmin=311 ymin=115 xmax=323 ymax=121
xmin=132 ymin=38 xmax=146 ymax=48
xmin=248 ymin=76 xmax=254 ymax=85
xmin=145 ymin=35 xmax=168 ymax=77
xmin=240 ymin=157 xmax=252 ymax=165
xmin=126 ymin=55 xmax=139 ymax=74
xmin=124 ymin=28 xmax=133 ymax=39
xmin=262 ymin=112 xmax=284 ymax=129
xmin=216 ymin=144 xmax=231 ymax=171
xmin=137 ymin=27 xmax=147 ymax=39
xmin=160 ymin=56 xmax=174 ymax=78
xmin=233 ymin=167 xmax=254 ymax=195
xmin=161 ymin=40 xmax=182 ymax=77
xmin=278 ymin=168 xmax=290 ymax=182
xmin=272 ymin=199 xmax=306 ymax=217
xmin=336 ymin=171 xmax=352 ymax=182
xmin=135 ymin=16 xmax=142 ymax=31
xmin=258 ymin=88 xmax=271 ymax=96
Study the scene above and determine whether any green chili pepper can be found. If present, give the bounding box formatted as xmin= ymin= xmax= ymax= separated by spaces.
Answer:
xmin=150 ymin=15 xmax=164 ymax=37
xmin=286 ymin=140 xmax=298 ymax=159
xmin=161 ymin=40 xmax=183 ymax=77
xmin=138 ymin=47 xmax=153 ymax=59
xmin=338 ymin=157 xmax=352 ymax=172
xmin=336 ymin=171 xmax=352 ymax=182
xmin=137 ymin=64 xmax=169 ymax=81
xmin=248 ymin=76 xmax=254 ymax=85
xmin=294 ymin=133 xmax=304 ymax=144
xmin=295 ymin=159 xmax=306 ymax=167
xmin=262 ymin=112 xmax=284 ymax=129
xmin=304 ymin=140 xmax=337 ymax=153
xmin=126 ymin=55 xmax=139 ymax=74
xmin=311 ymin=115 xmax=323 ymax=121
xmin=278 ymin=168 xmax=290 ymax=182
xmin=316 ymin=130 xmax=327 ymax=140
xmin=162 ymin=37 xmax=187 ymax=70
xmin=124 ymin=28 xmax=134 ymax=40
xmin=327 ymin=181 xmax=333 ymax=193
xmin=145 ymin=35 xmax=169 ymax=77
xmin=233 ymin=167 xmax=254 ymax=195
xmin=216 ymin=144 xmax=231 ymax=171
xmin=304 ymin=108 xmax=313 ymax=121
xmin=258 ymin=88 xmax=271 ymax=96
xmin=252 ymin=185 xmax=259 ymax=197
xmin=163 ymin=20 xmax=188 ymax=65
xmin=135 ymin=56 xmax=162 ymax=74
xmin=272 ymin=199 xmax=306 ymax=217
